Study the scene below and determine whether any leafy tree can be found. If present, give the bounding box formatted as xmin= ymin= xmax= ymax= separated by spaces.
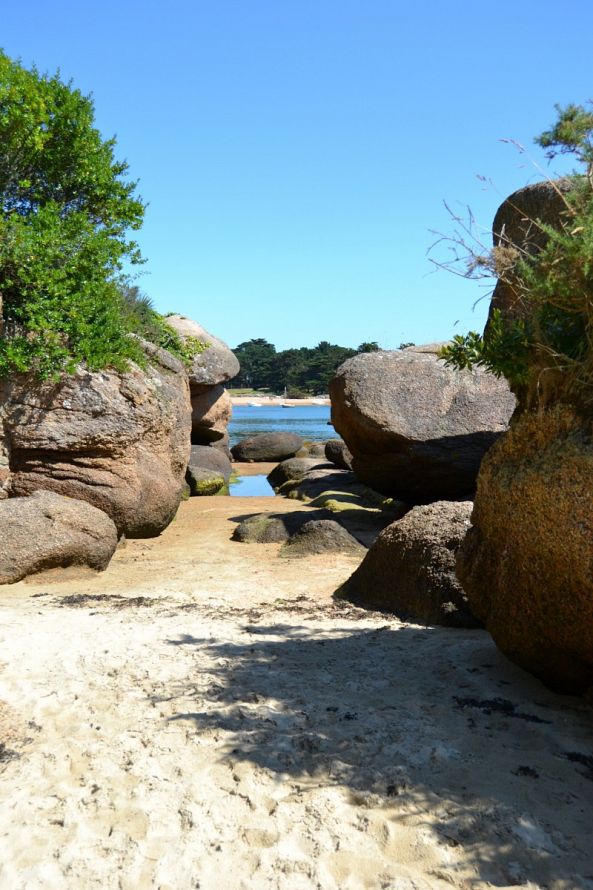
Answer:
xmin=358 ymin=341 xmax=380 ymax=352
xmin=0 ymin=51 xmax=190 ymax=377
xmin=439 ymin=103 xmax=593 ymax=408
xmin=231 ymin=339 xmax=374 ymax=393
xmin=232 ymin=339 xmax=277 ymax=388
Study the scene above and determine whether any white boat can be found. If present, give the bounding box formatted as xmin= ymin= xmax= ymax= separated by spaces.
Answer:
xmin=248 ymin=402 xmax=263 ymax=407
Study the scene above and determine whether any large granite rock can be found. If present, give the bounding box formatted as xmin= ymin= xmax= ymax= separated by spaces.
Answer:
xmin=324 ymin=439 xmax=353 ymax=470
xmin=186 ymin=467 xmax=225 ymax=496
xmin=232 ymin=509 xmax=329 ymax=544
xmin=451 ymin=180 xmax=593 ymax=694
xmin=489 ymin=178 xmax=576 ymax=408
xmin=164 ymin=315 xmax=238 ymax=446
xmin=0 ymin=491 xmax=118 ymax=584
xmin=340 ymin=501 xmax=478 ymax=627
xmin=165 ymin=315 xmax=239 ymax=386
xmin=330 ymin=346 xmax=515 ymax=502
xmin=267 ymin=457 xmax=331 ymax=490
xmin=306 ymin=441 xmax=329 ymax=458
xmin=1 ymin=342 xmax=191 ymax=538
xmin=210 ymin=432 xmax=231 ymax=458
xmin=279 ymin=467 xmax=389 ymax=507
xmin=490 ymin=179 xmax=574 ymax=323
xmin=190 ymin=384 xmax=232 ymax=444
xmin=277 ymin=465 xmax=406 ymax=548
xmin=231 ymin=432 xmax=303 ymax=462
xmin=187 ymin=444 xmax=232 ymax=483
xmin=280 ymin=519 xmax=365 ymax=559
xmin=457 ymin=407 xmax=593 ymax=693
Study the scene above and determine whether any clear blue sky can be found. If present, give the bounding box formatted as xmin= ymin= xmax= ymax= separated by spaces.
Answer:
xmin=2 ymin=1 xmax=592 ymax=350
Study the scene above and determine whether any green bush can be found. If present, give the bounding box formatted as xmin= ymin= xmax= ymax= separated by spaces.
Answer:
xmin=0 ymin=51 xmax=202 ymax=378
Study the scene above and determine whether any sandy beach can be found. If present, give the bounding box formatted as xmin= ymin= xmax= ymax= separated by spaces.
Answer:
xmin=0 ymin=495 xmax=592 ymax=889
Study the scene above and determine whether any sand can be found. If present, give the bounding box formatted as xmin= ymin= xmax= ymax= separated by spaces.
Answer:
xmin=0 ymin=495 xmax=592 ymax=889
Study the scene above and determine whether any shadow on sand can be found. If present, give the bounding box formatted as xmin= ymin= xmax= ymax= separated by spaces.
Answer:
xmin=160 ymin=622 xmax=593 ymax=887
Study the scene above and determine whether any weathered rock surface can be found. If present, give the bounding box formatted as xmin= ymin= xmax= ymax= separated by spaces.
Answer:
xmin=489 ymin=178 xmax=576 ymax=408
xmin=280 ymin=519 xmax=365 ymax=558
xmin=0 ymin=466 xmax=8 ymax=499
xmin=2 ymin=342 xmax=191 ymax=538
xmin=279 ymin=466 xmax=407 ymax=547
xmin=186 ymin=467 xmax=225 ymax=496
xmin=306 ymin=441 xmax=329 ymax=458
xmin=0 ymin=491 xmax=118 ymax=584
xmin=330 ymin=347 xmax=515 ymax=502
xmin=267 ymin=458 xmax=331 ymax=490
xmin=231 ymin=432 xmax=303 ymax=462
xmin=232 ymin=510 xmax=329 ymax=544
xmin=324 ymin=439 xmax=353 ymax=470
xmin=190 ymin=384 xmax=232 ymax=444
xmin=490 ymin=179 xmax=574 ymax=323
xmin=280 ymin=467 xmax=393 ymax=508
xmin=457 ymin=407 xmax=593 ymax=693
xmin=187 ymin=444 xmax=232 ymax=483
xmin=340 ymin=501 xmax=478 ymax=626
xmin=164 ymin=315 xmax=237 ymax=446
xmin=165 ymin=315 xmax=240 ymax=386
xmin=210 ymin=433 xmax=231 ymax=458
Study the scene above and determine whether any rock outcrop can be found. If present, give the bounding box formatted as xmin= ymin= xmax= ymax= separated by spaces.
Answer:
xmin=267 ymin=457 xmax=331 ymax=490
xmin=1 ymin=342 xmax=191 ymax=537
xmin=306 ymin=441 xmax=329 ymax=458
xmin=165 ymin=315 xmax=240 ymax=387
xmin=488 ymin=178 xmax=577 ymax=409
xmin=324 ymin=439 xmax=353 ymax=470
xmin=0 ymin=491 xmax=118 ymax=583
xmin=457 ymin=407 xmax=593 ymax=692
xmin=276 ymin=465 xmax=407 ymax=548
xmin=190 ymin=384 xmax=232 ymax=444
xmin=330 ymin=346 xmax=515 ymax=502
xmin=340 ymin=501 xmax=477 ymax=627
xmin=280 ymin=519 xmax=365 ymax=558
xmin=489 ymin=179 xmax=574 ymax=325
xmin=165 ymin=315 xmax=238 ymax=446
xmin=187 ymin=444 xmax=232 ymax=483
xmin=232 ymin=509 xmax=329 ymax=544
xmin=454 ymin=179 xmax=593 ymax=694
xmin=186 ymin=467 xmax=225 ymax=496
xmin=231 ymin=432 xmax=303 ymax=462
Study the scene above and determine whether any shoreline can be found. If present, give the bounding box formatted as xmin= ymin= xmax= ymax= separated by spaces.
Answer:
xmin=229 ymin=395 xmax=330 ymax=407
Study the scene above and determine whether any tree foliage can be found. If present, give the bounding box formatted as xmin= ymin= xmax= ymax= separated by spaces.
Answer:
xmin=232 ymin=339 xmax=380 ymax=394
xmin=0 ymin=51 xmax=192 ymax=378
xmin=439 ymin=103 xmax=593 ymax=407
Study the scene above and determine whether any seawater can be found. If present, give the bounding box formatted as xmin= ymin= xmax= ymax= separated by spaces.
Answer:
xmin=228 ymin=404 xmax=332 ymax=447
xmin=229 ymin=475 xmax=275 ymax=497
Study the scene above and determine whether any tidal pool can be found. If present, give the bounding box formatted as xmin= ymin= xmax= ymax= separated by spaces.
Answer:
xmin=229 ymin=474 xmax=275 ymax=497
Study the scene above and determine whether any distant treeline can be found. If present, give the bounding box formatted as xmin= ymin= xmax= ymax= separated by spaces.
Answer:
xmin=231 ymin=339 xmax=381 ymax=396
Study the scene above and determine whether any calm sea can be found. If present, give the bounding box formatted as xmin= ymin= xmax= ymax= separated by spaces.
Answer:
xmin=228 ymin=404 xmax=333 ymax=447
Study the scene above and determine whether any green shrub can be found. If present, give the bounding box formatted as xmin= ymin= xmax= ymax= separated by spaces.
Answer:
xmin=0 ymin=51 xmax=203 ymax=378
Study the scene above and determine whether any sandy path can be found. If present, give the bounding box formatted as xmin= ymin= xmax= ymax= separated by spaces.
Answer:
xmin=0 ymin=496 xmax=592 ymax=889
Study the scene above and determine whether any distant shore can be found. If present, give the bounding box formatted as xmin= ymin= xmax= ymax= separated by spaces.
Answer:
xmin=229 ymin=395 xmax=330 ymax=407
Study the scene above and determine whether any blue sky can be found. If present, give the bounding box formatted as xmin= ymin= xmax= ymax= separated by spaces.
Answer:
xmin=2 ymin=1 xmax=593 ymax=349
